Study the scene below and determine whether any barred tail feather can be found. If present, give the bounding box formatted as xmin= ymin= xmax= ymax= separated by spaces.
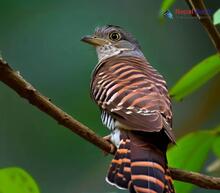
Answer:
xmin=130 ymin=144 xmax=171 ymax=193
xmin=165 ymin=169 xmax=175 ymax=193
xmin=106 ymin=131 xmax=175 ymax=193
xmin=106 ymin=138 xmax=131 ymax=189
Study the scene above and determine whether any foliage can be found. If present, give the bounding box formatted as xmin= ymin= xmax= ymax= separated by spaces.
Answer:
xmin=165 ymin=2 xmax=220 ymax=193
xmin=213 ymin=137 xmax=220 ymax=158
xmin=0 ymin=167 xmax=40 ymax=193
xmin=168 ymin=131 xmax=216 ymax=193
xmin=213 ymin=9 xmax=220 ymax=25
xmin=212 ymin=126 xmax=220 ymax=158
xmin=169 ymin=54 xmax=220 ymax=101
xmin=160 ymin=0 xmax=176 ymax=15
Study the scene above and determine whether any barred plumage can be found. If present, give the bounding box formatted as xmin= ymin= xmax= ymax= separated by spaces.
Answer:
xmin=91 ymin=56 xmax=174 ymax=142
xmin=83 ymin=25 xmax=175 ymax=193
xmin=105 ymin=131 xmax=175 ymax=193
xmin=91 ymin=55 xmax=175 ymax=192
xmin=101 ymin=111 xmax=115 ymax=131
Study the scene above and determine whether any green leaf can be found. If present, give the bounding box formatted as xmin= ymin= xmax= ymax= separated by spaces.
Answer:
xmin=211 ymin=125 xmax=220 ymax=158
xmin=160 ymin=0 xmax=176 ymax=14
xmin=213 ymin=137 xmax=220 ymax=158
xmin=213 ymin=9 xmax=220 ymax=25
xmin=0 ymin=167 xmax=40 ymax=193
xmin=170 ymin=54 xmax=220 ymax=101
xmin=168 ymin=131 xmax=215 ymax=193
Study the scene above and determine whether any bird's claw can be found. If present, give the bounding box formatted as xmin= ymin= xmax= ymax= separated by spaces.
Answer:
xmin=103 ymin=134 xmax=111 ymax=142
xmin=102 ymin=135 xmax=115 ymax=156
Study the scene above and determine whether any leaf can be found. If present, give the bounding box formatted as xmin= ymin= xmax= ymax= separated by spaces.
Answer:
xmin=211 ymin=125 xmax=220 ymax=158
xmin=213 ymin=137 xmax=220 ymax=158
xmin=167 ymin=131 xmax=215 ymax=193
xmin=0 ymin=167 xmax=40 ymax=193
xmin=213 ymin=9 xmax=220 ymax=25
xmin=206 ymin=126 xmax=220 ymax=172
xmin=160 ymin=0 xmax=176 ymax=15
xmin=170 ymin=54 xmax=220 ymax=101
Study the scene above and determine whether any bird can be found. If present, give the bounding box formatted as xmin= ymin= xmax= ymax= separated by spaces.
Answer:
xmin=81 ymin=25 xmax=175 ymax=193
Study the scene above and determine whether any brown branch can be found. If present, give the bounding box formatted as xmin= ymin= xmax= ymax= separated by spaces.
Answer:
xmin=174 ymin=1 xmax=220 ymax=136
xmin=185 ymin=0 xmax=220 ymax=53
xmin=1 ymin=58 xmax=220 ymax=190
xmin=171 ymin=168 xmax=220 ymax=189
xmin=0 ymin=58 xmax=114 ymax=154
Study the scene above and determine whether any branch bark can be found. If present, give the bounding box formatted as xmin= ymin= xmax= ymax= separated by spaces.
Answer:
xmin=1 ymin=58 xmax=220 ymax=190
xmin=175 ymin=1 xmax=220 ymax=136
xmin=171 ymin=168 xmax=220 ymax=189
xmin=0 ymin=58 xmax=113 ymax=154
xmin=185 ymin=0 xmax=220 ymax=53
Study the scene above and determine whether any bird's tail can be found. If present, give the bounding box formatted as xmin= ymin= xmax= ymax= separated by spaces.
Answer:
xmin=106 ymin=131 xmax=175 ymax=193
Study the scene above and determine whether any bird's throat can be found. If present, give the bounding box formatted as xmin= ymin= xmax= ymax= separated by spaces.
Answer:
xmin=96 ymin=44 xmax=122 ymax=62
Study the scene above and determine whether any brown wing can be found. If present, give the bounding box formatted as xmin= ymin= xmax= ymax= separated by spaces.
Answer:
xmin=91 ymin=56 xmax=174 ymax=141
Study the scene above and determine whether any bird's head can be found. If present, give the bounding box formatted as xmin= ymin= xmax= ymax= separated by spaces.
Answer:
xmin=81 ymin=25 xmax=144 ymax=62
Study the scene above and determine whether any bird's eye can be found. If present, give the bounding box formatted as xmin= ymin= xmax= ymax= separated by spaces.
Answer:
xmin=109 ymin=32 xmax=121 ymax=41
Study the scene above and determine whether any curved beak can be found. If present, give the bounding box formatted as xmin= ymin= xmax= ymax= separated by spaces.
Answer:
xmin=81 ymin=35 xmax=108 ymax=46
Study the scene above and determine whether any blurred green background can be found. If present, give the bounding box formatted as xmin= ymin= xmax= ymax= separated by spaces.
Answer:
xmin=0 ymin=0 xmax=220 ymax=193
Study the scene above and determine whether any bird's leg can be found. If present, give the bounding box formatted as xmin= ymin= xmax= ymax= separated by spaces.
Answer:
xmin=102 ymin=134 xmax=116 ymax=156
xmin=103 ymin=134 xmax=111 ymax=141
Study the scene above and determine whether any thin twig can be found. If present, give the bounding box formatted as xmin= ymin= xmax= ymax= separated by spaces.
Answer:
xmin=175 ymin=0 xmax=220 ymax=137
xmin=185 ymin=0 xmax=220 ymax=52
xmin=1 ymin=59 xmax=220 ymax=190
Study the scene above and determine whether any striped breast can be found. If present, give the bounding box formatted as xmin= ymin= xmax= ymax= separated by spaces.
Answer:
xmin=101 ymin=110 xmax=116 ymax=131
xmin=91 ymin=55 xmax=174 ymax=142
xmin=101 ymin=110 xmax=121 ymax=147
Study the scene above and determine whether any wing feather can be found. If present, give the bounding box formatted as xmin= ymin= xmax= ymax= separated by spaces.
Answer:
xmin=91 ymin=56 xmax=174 ymax=142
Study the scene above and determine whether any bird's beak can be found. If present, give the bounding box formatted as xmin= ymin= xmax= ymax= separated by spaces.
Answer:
xmin=81 ymin=35 xmax=108 ymax=46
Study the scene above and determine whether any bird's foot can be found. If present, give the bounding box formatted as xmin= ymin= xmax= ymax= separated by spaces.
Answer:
xmin=103 ymin=135 xmax=116 ymax=156
xmin=103 ymin=134 xmax=111 ymax=142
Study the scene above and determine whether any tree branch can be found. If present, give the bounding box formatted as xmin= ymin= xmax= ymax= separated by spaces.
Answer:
xmin=171 ymin=168 xmax=220 ymax=189
xmin=0 ymin=58 xmax=114 ymax=154
xmin=0 ymin=58 xmax=220 ymax=190
xmin=185 ymin=0 xmax=220 ymax=53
